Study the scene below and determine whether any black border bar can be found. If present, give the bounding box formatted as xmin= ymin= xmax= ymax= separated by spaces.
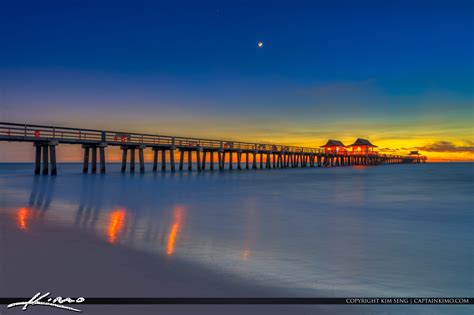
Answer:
xmin=1 ymin=298 xmax=473 ymax=305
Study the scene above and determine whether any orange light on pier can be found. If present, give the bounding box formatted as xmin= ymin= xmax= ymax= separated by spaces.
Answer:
xmin=108 ymin=209 xmax=126 ymax=244
xmin=16 ymin=207 xmax=30 ymax=230
xmin=166 ymin=206 xmax=184 ymax=256
xmin=320 ymin=140 xmax=347 ymax=154
xmin=348 ymin=139 xmax=377 ymax=155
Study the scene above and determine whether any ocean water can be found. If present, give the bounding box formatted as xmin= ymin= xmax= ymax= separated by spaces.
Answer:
xmin=0 ymin=162 xmax=472 ymax=314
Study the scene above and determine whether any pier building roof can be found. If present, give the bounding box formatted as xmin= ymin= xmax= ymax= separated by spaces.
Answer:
xmin=348 ymin=138 xmax=377 ymax=147
xmin=320 ymin=140 xmax=346 ymax=147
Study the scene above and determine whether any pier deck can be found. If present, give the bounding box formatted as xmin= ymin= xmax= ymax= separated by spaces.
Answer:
xmin=0 ymin=122 xmax=426 ymax=176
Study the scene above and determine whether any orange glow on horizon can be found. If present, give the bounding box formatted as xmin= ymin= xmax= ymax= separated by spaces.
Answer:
xmin=166 ymin=206 xmax=184 ymax=256
xmin=16 ymin=207 xmax=30 ymax=230
xmin=108 ymin=209 xmax=126 ymax=244
xmin=1 ymin=132 xmax=472 ymax=162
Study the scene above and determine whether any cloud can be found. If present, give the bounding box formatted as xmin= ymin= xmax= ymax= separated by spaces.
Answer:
xmin=416 ymin=141 xmax=474 ymax=153
xmin=379 ymin=147 xmax=401 ymax=153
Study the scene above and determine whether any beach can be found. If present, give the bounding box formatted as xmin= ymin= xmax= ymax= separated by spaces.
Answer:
xmin=0 ymin=163 xmax=472 ymax=314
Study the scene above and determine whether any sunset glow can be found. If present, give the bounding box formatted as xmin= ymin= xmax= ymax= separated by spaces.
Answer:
xmin=0 ymin=2 xmax=471 ymax=163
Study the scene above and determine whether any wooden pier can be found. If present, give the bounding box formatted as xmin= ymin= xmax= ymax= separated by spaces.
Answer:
xmin=0 ymin=122 xmax=427 ymax=176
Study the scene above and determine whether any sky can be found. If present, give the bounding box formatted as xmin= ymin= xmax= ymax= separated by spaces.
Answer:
xmin=0 ymin=0 xmax=473 ymax=162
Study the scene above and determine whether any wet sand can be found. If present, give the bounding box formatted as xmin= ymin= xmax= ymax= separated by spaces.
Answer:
xmin=0 ymin=213 xmax=337 ymax=315
xmin=1 ymin=212 xmax=468 ymax=315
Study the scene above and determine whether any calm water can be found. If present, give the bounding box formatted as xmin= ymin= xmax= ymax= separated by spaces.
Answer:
xmin=0 ymin=163 xmax=473 ymax=313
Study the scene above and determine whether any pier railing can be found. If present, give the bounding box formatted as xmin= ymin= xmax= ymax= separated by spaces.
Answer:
xmin=0 ymin=122 xmax=322 ymax=153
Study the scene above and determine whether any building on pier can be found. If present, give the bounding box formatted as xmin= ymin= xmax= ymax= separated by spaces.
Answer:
xmin=408 ymin=150 xmax=424 ymax=163
xmin=348 ymin=138 xmax=377 ymax=155
xmin=320 ymin=140 xmax=347 ymax=154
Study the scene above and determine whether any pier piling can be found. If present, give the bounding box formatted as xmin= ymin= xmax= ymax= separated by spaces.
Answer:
xmin=91 ymin=147 xmax=97 ymax=174
xmin=179 ymin=150 xmax=184 ymax=171
xmin=196 ymin=149 xmax=202 ymax=172
xmin=170 ymin=148 xmax=175 ymax=172
xmin=100 ymin=146 xmax=106 ymax=174
xmin=42 ymin=144 xmax=49 ymax=175
xmin=219 ymin=151 xmax=225 ymax=170
xmin=130 ymin=148 xmax=135 ymax=173
xmin=83 ymin=146 xmax=90 ymax=174
xmin=237 ymin=151 xmax=242 ymax=170
xmin=139 ymin=147 xmax=145 ymax=173
xmin=34 ymin=144 xmax=41 ymax=175
xmin=202 ymin=151 xmax=207 ymax=170
xmin=161 ymin=150 xmax=166 ymax=172
xmin=188 ymin=150 xmax=192 ymax=171
xmin=210 ymin=151 xmax=214 ymax=170
xmin=49 ymin=144 xmax=57 ymax=176
xmin=121 ymin=148 xmax=128 ymax=173
xmin=153 ymin=149 xmax=158 ymax=172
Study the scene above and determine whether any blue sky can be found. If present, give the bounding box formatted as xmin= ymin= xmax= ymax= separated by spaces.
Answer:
xmin=0 ymin=0 xmax=473 ymax=160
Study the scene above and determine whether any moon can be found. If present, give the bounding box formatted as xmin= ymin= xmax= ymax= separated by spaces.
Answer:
xmin=257 ymin=41 xmax=263 ymax=48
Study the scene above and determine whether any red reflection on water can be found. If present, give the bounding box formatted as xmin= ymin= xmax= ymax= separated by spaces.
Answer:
xmin=352 ymin=165 xmax=368 ymax=170
xmin=166 ymin=206 xmax=184 ymax=256
xmin=241 ymin=249 xmax=250 ymax=261
xmin=238 ymin=198 xmax=259 ymax=262
xmin=16 ymin=207 xmax=30 ymax=230
xmin=108 ymin=209 xmax=126 ymax=244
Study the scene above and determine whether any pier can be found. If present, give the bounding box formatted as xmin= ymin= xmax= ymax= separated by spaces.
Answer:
xmin=0 ymin=122 xmax=427 ymax=176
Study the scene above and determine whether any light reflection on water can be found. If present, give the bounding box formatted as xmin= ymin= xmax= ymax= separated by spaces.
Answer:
xmin=16 ymin=207 xmax=29 ymax=230
xmin=108 ymin=209 xmax=126 ymax=244
xmin=166 ymin=205 xmax=184 ymax=256
xmin=0 ymin=162 xmax=473 ymax=297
